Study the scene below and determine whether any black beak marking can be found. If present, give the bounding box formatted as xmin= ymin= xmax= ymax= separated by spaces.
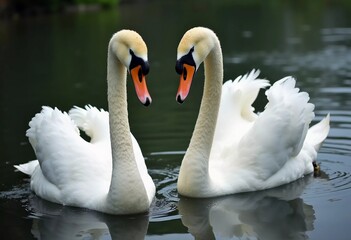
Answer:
xmin=138 ymin=68 xmax=143 ymax=83
xmin=183 ymin=67 xmax=187 ymax=80
xmin=177 ymin=95 xmax=184 ymax=104
xmin=144 ymin=97 xmax=151 ymax=107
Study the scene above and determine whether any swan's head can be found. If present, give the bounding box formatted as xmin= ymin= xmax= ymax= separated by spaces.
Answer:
xmin=175 ymin=27 xmax=217 ymax=103
xmin=110 ymin=30 xmax=151 ymax=106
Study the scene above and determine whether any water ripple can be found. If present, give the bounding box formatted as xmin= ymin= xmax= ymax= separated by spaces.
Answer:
xmin=148 ymin=151 xmax=181 ymax=222
xmin=306 ymin=168 xmax=351 ymax=201
xmin=306 ymin=120 xmax=351 ymax=200
xmin=321 ymin=28 xmax=351 ymax=43
xmin=0 ymin=184 xmax=31 ymax=200
xmin=225 ymin=45 xmax=351 ymax=76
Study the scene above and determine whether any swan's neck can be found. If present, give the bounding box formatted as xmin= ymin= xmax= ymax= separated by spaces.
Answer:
xmin=105 ymin=49 xmax=149 ymax=213
xmin=178 ymin=42 xmax=223 ymax=196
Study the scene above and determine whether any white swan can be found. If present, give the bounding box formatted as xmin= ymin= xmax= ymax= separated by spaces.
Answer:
xmin=175 ymin=27 xmax=330 ymax=198
xmin=14 ymin=30 xmax=156 ymax=214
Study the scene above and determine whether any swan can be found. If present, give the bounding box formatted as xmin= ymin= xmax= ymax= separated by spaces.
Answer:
xmin=14 ymin=30 xmax=156 ymax=214
xmin=175 ymin=27 xmax=330 ymax=198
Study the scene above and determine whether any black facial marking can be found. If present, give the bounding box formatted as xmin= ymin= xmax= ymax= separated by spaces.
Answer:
xmin=129 ymin=49 xmax=149 ymax=75
xmin=175 ymin=47 xmax=196 ymax=75
xmin=175 ymin=60 xmax=183 ymax=75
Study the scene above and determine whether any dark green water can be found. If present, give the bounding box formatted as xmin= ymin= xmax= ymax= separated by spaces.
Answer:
xmin=1 ymin=1 xmax=351 ymax=239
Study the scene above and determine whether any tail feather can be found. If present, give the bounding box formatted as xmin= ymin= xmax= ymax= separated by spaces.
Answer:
xmin=306 ymin=114 xmax=330 ymax=151
xmin=14 ymin=160 xmax=39 ymax=176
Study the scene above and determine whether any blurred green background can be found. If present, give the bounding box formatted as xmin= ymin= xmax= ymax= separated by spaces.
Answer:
xmin=2 ymin=0 xmax=351 ymax=18
xmin=0 ymin=0 xmax=119 ymax=17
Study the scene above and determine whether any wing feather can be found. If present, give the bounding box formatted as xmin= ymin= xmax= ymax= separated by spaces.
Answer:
xmin=26 ymin=107 xmax=111 ymax=197
xmin=212 ymin=70 xmax=270 ymax=158
xmin=238 ymin=77 xmax=315 ymax=180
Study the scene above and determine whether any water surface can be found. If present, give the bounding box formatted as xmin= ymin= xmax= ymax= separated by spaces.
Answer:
xmin=1 ymin=1 xmax=351 ymax=239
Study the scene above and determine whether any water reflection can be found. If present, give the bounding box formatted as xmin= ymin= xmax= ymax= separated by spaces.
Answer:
xmin=179 ymin=176 xmax=315 ymax=240
xmin=27 ymin=195 xmax=149 ymax=240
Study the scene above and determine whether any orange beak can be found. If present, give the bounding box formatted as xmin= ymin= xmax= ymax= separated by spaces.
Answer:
xmin=131 ymin=65 xmax=152 ymax=106
xmin=176 ymin=64 xmax=196 ymax=103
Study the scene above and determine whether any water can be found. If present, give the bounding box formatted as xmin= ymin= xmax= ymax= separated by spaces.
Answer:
xmin=1 ymin=1 xmax=351 ymax=239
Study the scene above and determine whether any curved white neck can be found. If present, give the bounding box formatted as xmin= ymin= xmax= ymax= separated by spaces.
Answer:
xmin=178 ymin=40 xmax=223 ymax=196
xmin=105 ymin=47 xmax=149 ymax=213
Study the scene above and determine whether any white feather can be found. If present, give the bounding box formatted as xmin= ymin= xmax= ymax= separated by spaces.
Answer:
xmin=177 ymin=27 xmax=330 ymax=197
xmin=14 ymin=30 xmax=155 ymax=214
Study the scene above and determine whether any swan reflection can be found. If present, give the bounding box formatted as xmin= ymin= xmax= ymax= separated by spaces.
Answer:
xmin=27 ymin=196 xmax=149 ymax=240
xmin=178 ymin=175 xmax=315 ymax=240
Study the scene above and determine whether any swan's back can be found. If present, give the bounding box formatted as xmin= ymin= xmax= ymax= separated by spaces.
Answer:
xmin=209 ymin=75 xmax=330 ymax=195
xmin=22 ymin=107 xmax=112 ymax=206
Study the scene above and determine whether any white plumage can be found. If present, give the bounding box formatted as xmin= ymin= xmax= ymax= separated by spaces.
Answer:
xmin=176 ymin=27 xmax=330 ymax=197
xmin=15 ymin=30 xmax=155 ymax=214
